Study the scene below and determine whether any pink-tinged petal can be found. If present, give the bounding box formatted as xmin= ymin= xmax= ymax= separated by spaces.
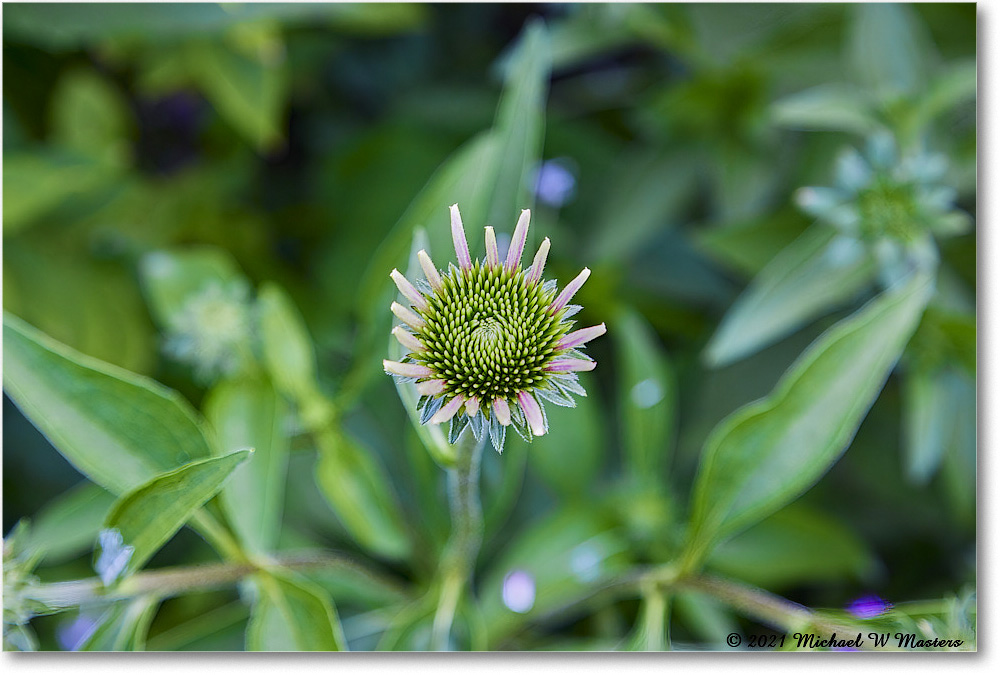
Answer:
xmin=383 ymin=360 xmax=433 ymax=378
xmin=545 ymin=358 xmax=596 ymax=373
xmin=416 ymin=379 xmax=447 ymax=396
xmin=465 ymin=396 xmax=480 ymax=417
xmin=505 ymin=209 xmax=531 ymax=271
xmin=450 ymin=203 xmax=472 ymax=270
xmin=391 ymin=301 xmax=425 ymax=330
xmin=557 ymin=323 xmax=607 ymax=350
xmin=392 ymin=326 xmax=424 ymax=353
xmin=550 ymin=267 xmax=591 ymax=313
xmin=417 ymin=250 xmax=443 ymax=293
xmin=517 ymin=391 xmax=546 ymax=437
xmin=390 ymin=269 xmax=428 ymax=311
xmin=526 ymin=237 xmax=550 ymax=285
xmin=430 ymin=395 xmax=465 ymax=425
xmin=484 ymin=227 xmax=500 ymax=267
xmin=492 ymin=398 xmax=511 ymax=426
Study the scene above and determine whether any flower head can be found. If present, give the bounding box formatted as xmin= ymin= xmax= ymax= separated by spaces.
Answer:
xmin=795 ymin=132 xmax=971 ymax=246
xmin=384 ymin=204 xmax=605 ymax=453
xmin=163 ymin=279 xmax=253 ymax=383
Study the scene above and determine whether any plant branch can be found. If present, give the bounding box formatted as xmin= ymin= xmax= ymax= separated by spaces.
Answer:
xmin=27 ymin=549 xmax=408 ymax=610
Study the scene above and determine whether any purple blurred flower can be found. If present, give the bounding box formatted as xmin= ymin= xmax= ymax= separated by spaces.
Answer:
xmin=502 ymin=569 xmax=536 ymax=613
xmin=846 ymin=594 xmax=892 ymax=619
xmin=532 ymin=159 xmax=577 ymax=207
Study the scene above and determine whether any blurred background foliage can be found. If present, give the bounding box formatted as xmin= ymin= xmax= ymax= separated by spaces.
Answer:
xmin=2 ymin=2 xmax=975 ymax=651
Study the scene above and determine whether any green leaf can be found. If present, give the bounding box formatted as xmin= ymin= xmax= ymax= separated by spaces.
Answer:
xmin=19 ymin=482 xmax=115 ymax=565
xmin=246 ymin=570 xmax=346 ymax=651
xmin=684 ymin=265 xmax=934 ymax=569
xmin=3 ymin=3 xmax=422 ymax=49
xmin=486 ymin=19 xmax=551 ymax=232
xmin=3 ymin=313 xmax=213 ymax=494
xmin=100 ymin=450 xmax=251 ymax=580
xmin=50 ymin=66 xmax=132 ymax=163
xmin=314 ymin=429 xmax=412 ymax=561
xmin=77 ymin=596 xmax=160 ymax=651
xmin=586 ymin=149 xmax=696 ymax=263
xmin=903 ymin=367 xmax=974 ymax=485
xmin=614 ymin=309 xmax=676 ymax=484
xmin=204 ymin=378 xmax=289 ymax=554
xmin=707 ymin=504 xmax=875 ymax=590
xmin=479 ymin=507 xmax=631 ymax=645
xmin=139 ymin=248 xmax=245 ymax=330
xmin=528 ymin=385 xmax=604 ymax=498
xmin=257 ymin=282 xmax=322 ymax=404
xmin=704 ymin=226 xmax=878 ymax=367
xmin=187 ymin=28 xmax=287 ymax=151
xmin=847 ymin=3 xmax=934 ymax=100
xmin=2 ymin=149 xmax=119 ymax=234
xmin=770 ymin=84 xmax=879 ymax=135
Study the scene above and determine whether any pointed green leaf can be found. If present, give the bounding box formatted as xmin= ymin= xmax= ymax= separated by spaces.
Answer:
xmin=257 ymin=282 xmax=325 ymax=406
xmin=771 ymin=84 xmax=879 ymax=135
xmin=204 ymin=378 xmax=289 ymax=554
xmin=20 ymin=482 xmax=115 ymax=565
xmin=705 ymin=226 xmax=878 ymax=367
xmin=707 ymin=504 xmax=875 ymax=590
xmin=247 ymin=570 xmax=346 ymax=651
xmin=187 ymin=28 xmax=287 ymax=151
xmin=314 ymin=429 xmax=411 ymax=560
xmin=903 ymin=366 xmax=974 ymax=485
xmin=100 ymin=450 xmax=251 ymax=579
xmin=685 ymin=266 xmax=934 ymax=569
xmin=486 ymin=19 xmax=551 ymax=232
xmin=614 ymin=309 xmax=676 ymax=484
xmin=3 ymin=313 xmax=213 ymax=494
xmin=847 ymin=3 xmax=934 ymax=100
xmin=77 ymin=596 xmax=160 ymax=651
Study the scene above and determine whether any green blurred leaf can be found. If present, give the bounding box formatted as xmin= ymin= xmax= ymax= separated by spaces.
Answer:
xmin=673 ymin=591 xmax=739 ymax=648
xmin=2 ymin=150 xmax=119 ymax=234
xmin=903 ymin=367 xmax=974 ymax=486
xmin=204 ymin=377 xmax=289 ymax=554
xmin=528 ymin=384 xmax=604 ymax=499
xmin=258 ymin=282 xmax=326 ymax=408
xmin=3 ymin=313 xmax=213 ymax=494
xmin=587 ymin=150 xmax=696 ymax=263
xmin=693 ymin=209 xmax=809 ymax=277
xmin=139 ymin=247 xmax=244 ymax=329
xmin=19 ymin=482 xmax=115 ymax=565
xmin=847 ymin=3 xmax=934 ymax=100
xmin=314 ymin=429 xmax=411 ymax=561
xmin=705 ymin=226 xmax=878 ymax=367
xmin=914 ymin=59 xmax=977 ymax=127
xmin=187 ymin=28 xmax=287 ymax=151
xmin=247 ymin=570 xmax=346 ymax=651
xmin=4 ymin=242 xmax=156 ymax=374
xmin=50 ymin=66 xmax=132 ymax=163
xmin=3 ymin=3 xmax=393 ymax=49
xmin=614 ymin=309 xmax=676 ymax=484
xmin=771 ymin=84 xmax=879 ymax=135
xmin=100 ymin=449 xmax=250 ymax=578
xmin=684 ymin=265 xmax=934 ymax=569
xmin=77 ymin=596 xmax=160 ymax=651
xmin=707 ymin=504 xmax=875 ymax=590
xmin=486 ymin=19 xmax=551 ymax=232
xmin=479 ymin=506 xmax=631 ymax=645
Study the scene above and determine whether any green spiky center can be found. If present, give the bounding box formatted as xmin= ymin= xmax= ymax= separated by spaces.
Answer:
xmin=413 ymin=261 xmax=569 ymax=404
xmin=858 ymin=179 xmax=920 ymax=242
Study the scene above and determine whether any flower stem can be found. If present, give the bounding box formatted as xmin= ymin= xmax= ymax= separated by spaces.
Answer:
xmin=26 ymin=550 xmax=407 ymax=610
xmin=430 ymin=432 xmax=485 ymax=651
